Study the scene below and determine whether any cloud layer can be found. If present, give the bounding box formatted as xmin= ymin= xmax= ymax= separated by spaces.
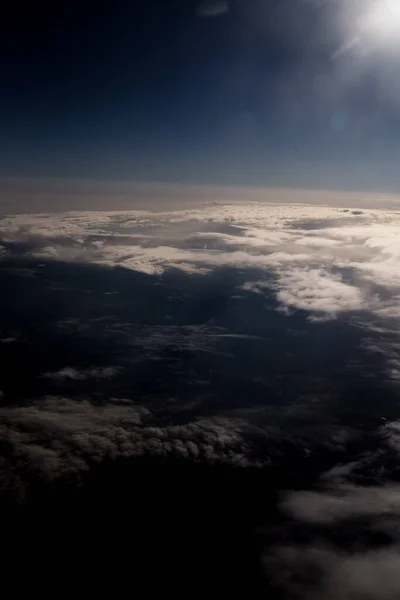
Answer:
xmin=1 ymin=203 xmax=400 ymax=324
xmin=2 ymin=200 xmax=400 ymax=595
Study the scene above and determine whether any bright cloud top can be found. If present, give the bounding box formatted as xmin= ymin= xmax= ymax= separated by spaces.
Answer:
xmin=1 ymin=203 xmax=400 ymax=322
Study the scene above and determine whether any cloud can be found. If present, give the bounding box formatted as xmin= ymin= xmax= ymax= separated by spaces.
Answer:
xmin=3 ymin=197 xmax=400 ymax=588
xmin=282 ymin=483 xmax=400 ymax=524
xmin=362 ymin=337 xmax=400 ymax=381
xmin=196 ymin=1 xmax=229 ymax=18
xmin=241 ymin=280 xmax=270 ymax=294
xmin=2 ymin=202 xmax=400 ymax=323
xmin=382 ymin=420 xmax=400 ymax=453
xmin=1 ymin=177 xmax=399 ymax=216
xmin=0 ymin=383 xmax=361 ymax=502
xmin=294 ymin=236 xmax=342 ymax=247
xmin=263 ymin=544 xmax=400 ymax=600
xmin=275 ymin=268 xmax=364 ymax=317
xmin=266 ymin=455 xmax=400 ymax=599
xmin=0 ymin=396 xmax=260 ymax=501
xmin=41 ymin=366 xmax=120 ymax=380
xmin=0 ymin=336 xmax=17 ymax=344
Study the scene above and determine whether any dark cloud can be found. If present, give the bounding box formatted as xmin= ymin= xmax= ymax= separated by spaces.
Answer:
xmin=0 ymin=396 xmax=260 ymax=501
xmin=263 ymin=544 xmax=400 ymax=600
xmin=41 ymin=366 xmax=120 ymax=380
xmin=283 ymin=483 xmax=400 ymax=525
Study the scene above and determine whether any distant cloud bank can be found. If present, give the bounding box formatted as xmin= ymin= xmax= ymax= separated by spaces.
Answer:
xmin=0 ymin=177 xmax=399 ymax=214
xmin=1 ymin=202 xmax=400 ymax=325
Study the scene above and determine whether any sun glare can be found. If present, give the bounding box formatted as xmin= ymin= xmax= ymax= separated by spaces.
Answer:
xmin=357 ymin=0 xmax=400 ymax=50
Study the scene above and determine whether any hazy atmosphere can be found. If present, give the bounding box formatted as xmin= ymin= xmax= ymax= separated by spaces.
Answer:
xmin=2 ymin=0 xmax=400 ymax=193
xmin=2 ymin=1 xmax=400 ymax=598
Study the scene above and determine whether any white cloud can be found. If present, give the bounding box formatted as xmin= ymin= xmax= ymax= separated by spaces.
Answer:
xmin=275 ymin=268 xmax=364 ymax=316
xmin=294 ymin=236 xmax=342 ymax=247
xmin=266 ymin=446 xmax=400 ymax=599
xmin=2 ymin=202 xmax=400 ymax=322
xmin=241 ymin=280 xmax=270 ymax=294
xmin=268 ymin=468 xmax=400 ymax=599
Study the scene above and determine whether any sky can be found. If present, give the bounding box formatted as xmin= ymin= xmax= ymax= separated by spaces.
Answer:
xmin=1 ymin=0 xmax=400 ymax=197
xmin=4 ymin=3 xmax=400 ymax=592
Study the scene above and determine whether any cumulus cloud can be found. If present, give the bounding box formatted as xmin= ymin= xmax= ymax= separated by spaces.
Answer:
xmin=0 ymin=396 xmax=259 ymax=500
xmin=275 ymin=268 xmax=364 ymax=317
xmin=0 ymin=384 xmax=360 ymax=502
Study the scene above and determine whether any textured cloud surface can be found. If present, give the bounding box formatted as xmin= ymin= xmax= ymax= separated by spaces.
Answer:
xmin=2 ymin=200 xmax=400 ymax=597
xmin=1 ymin=203 xmax=400 ymax=322
xmin=0 ymin=397 xmax=254 ymax=490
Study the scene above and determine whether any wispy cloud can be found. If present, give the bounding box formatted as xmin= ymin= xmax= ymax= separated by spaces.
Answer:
xmin=196 ymin=1 xmax=229 ymax=18
xmin=264 ymin=543 xmax=400 ymax=600
xmin=267 ymin=443 xmax=400 ymax=599
xmin=41 ymin=366 xmax=120 ymax=380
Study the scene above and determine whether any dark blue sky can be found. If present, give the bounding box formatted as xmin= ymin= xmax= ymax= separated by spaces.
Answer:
xmin=1 ymin=0 xmax=400 ymax=193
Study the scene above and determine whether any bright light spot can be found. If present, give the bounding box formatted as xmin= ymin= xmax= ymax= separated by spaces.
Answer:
xmin=357 ymin=0 xmax=400 ymax=51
